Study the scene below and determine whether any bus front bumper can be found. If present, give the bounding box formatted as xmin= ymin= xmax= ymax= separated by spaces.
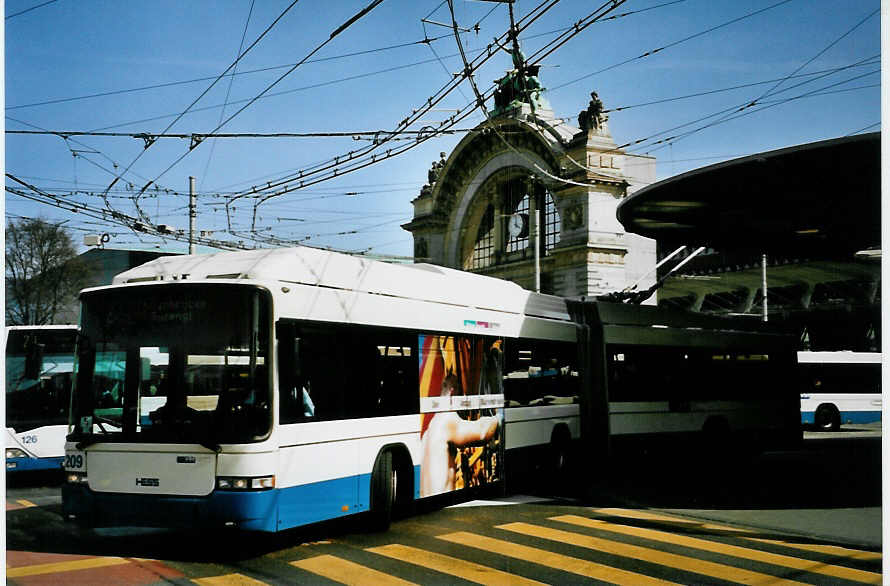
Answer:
xmin=62 ymin=484 xmax=279 ymax=532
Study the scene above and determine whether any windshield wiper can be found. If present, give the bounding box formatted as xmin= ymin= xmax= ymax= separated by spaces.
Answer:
xmin=92 ymin=414 xmax=122 ymax=433
xmin=74 ymin=414 xmax=121 ymax=449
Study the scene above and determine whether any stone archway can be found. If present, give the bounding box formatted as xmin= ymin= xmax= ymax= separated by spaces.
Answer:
xmin=446 ymin=152 xmax=554 ymax=270
xmin=403 ymin=101 xmax=657 ymax=298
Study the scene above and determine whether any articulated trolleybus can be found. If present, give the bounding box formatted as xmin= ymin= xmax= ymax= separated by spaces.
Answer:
xmin=63 ymin=247 xmax=799 ymax=531
xmin=6 ymin=325 xmax=78 ymax=472
xmin=63 ymin=247 xmax=580 ymax=531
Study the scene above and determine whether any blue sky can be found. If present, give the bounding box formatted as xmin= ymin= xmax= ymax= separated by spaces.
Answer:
xmin=4 ymin=0 xmax=881 ymax=258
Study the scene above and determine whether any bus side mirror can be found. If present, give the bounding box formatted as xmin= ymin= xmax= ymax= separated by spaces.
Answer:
xmin=24 ymin=340 xmax=45 ymax=380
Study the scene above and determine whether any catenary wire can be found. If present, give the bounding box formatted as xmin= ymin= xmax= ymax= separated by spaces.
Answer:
xmin=104 ymin=0 xmax=305 ymax=212
xmin=138 ymin=0 xmax=386 ymax=202
xmin=549 ymin=0 xmax=795 ymax=92
xmin=5 ymin=0 xmax=59 ymax=20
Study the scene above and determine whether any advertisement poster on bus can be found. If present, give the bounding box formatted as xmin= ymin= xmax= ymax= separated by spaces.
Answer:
xmin=418 ymin=334 xmax=504 ymax=497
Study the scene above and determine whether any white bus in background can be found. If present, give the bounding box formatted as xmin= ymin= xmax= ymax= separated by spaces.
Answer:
xmin=5 ymin=325 xmax=77 ymax=472
xmin=62 ymin=246 xmax=580 ymax=532
xmin=798 ymin=351 xmax=882 ymax=431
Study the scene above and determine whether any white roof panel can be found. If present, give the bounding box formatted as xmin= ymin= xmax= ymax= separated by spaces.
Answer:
xmin=112 ymin=246 xmax=568 ymax=320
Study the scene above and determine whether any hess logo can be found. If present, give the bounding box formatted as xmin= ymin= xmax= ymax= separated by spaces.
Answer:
xmin=136 ymin=477 xmax=160 ymax=487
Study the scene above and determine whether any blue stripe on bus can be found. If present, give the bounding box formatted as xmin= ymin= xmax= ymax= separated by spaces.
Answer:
xmin=800 ymin=410 xmax=882 ymax=425
xmin=278 ymin=474 xmax=368 ymax=529
xmin=841 ymin=410 xmax=882 ymax=424
xmin=6 ymin=456 xmax=63 ymax=472
xmin=278 ymin=465 xmax=421 ymax=530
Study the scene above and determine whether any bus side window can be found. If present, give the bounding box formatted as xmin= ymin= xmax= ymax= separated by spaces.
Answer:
xmin=373 ymin=341 xmax=419 ymax=416
xmin=341 ymin=330 xmax=418 ymax=418
xmin=277 ymin=323 xmax=306 ymax=424
xmin=278 ymin=322 xmax=420 ymax=422
xmin=504 ymin=340 xmax=579 ymax=407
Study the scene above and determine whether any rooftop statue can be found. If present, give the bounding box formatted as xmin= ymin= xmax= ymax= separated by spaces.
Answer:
xmin=492 ymin=47 xmax=550 ymax=116
xmin=420 ymin=152 xmax=448 ymax=197
xmin=578 ymin=91 xmax=608 ymax=132
xmin=427 ymin=151 xmax=447 ymax=185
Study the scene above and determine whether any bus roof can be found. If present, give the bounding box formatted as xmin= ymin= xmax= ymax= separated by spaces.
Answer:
xmin=110 ymin=246 xmax=571 ymax=321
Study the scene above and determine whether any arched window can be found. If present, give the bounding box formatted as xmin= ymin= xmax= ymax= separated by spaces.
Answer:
xmin=542 ymin=191 xmax=561 ymax=252
xmin=502 ymin=178 xmax=560 ymax=256
xmin=505 ymin=191 xmax=530 ymax=253
xmin=470 ymin=204 xmax=494 ymax=269
xmin=466 ymin=175 xmax=560 ymax=271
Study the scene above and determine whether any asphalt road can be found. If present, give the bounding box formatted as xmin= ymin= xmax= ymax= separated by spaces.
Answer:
xmin=6 ymin=427 xmax=883 ymax=584
xmin=588 ymin=424 xmax=883 ymax=550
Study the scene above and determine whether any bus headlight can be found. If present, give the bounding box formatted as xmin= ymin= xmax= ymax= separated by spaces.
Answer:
xmin=6 ymin=448 xmax=27 ymax=459
xmin=66 ymin=472 xmax=89 ymax=484
xmin=216 ymin=475 xmax=275 ymax=491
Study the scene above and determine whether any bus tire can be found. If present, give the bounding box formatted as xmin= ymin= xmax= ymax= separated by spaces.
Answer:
xmin=549 ymin=427 xmax=572 ymax=491
xmin=814 ymin=404 xmax=840 ymax=432
xmin=390 ymin=448 xmax=415 ymax=519
xmin=368 ymin=450 xmax=394 ymax=531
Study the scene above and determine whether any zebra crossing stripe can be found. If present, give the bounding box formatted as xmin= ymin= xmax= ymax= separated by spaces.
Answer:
xmin=437 ymin=531 xmax=678 ymax=585
xmin=290 ymin=554 xmax=416 ymax=586
xmin=744 ymin=538 xmax=883 ymax=562
xmin=7 ymin=556 xmax=130 ymax=578
xmin=500 ymin=521 xmax=807 ymax=586
xmin=367 ymin=543 xmax=546 ymax=585
xmin=192 ymin=572 xmax=270 ymax=585
xmin=593 ymin=508 xmax=755 ymax=532
xmin=550 ymin=515 xmax=882 ymax=585
xmin=593 ymin=507 xmax=883 ymax=562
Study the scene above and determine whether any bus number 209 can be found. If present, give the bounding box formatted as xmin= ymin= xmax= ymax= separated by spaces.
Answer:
xmin=65 ymin=454 xmax=84 ymax=469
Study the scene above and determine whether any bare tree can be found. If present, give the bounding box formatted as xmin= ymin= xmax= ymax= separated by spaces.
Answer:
xmin=5 ymin=217 xmax=90 ymax=325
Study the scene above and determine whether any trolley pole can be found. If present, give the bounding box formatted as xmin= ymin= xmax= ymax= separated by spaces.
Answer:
xmin=189 ymin=176 xmax=196 ymax=255
xmin=529 ymin=188 xmax=541 ymax=293
xmin=761 ymin=253 xmax=768 ymax=322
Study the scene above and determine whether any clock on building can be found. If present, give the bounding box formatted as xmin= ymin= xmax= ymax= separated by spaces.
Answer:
xmin=507 ymin=212 xmax=528 ymax=238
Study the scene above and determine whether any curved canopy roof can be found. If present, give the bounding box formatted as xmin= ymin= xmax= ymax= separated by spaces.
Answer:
xmin=617 ymin=133 xmax=880 ymax=253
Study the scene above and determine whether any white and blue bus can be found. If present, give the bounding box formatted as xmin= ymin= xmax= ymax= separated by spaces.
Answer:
xmin=5 ymin=325 xmax=78 ymax=472
xmin=798 ymin=351 xmax=882 ymax=431
xmin=62 ymin=247 xmax=581 ymax=531
xmin=62 ymin=247 xmax=799 ymax=532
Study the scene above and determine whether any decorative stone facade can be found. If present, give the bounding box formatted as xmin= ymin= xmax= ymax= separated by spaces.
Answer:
xmin=402 ymin=87 xmax=655 ymax=299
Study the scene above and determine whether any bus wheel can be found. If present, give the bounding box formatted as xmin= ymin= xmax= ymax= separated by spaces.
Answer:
xmin=814 ymin=404 xmax=840 ymax=432
xmin=552 ymin=441 xmax=569 ymax=475
xmin=549 ymin=429 xmax=572 ymax=492
xmin=368 ymin=450 xmax=394 ymax=531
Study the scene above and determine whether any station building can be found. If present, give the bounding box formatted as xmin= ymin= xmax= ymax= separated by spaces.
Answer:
xmin=402 ymin=53 xmax=657 ymax=299
xmin=402 ymin=51 xmax=879 ymax=353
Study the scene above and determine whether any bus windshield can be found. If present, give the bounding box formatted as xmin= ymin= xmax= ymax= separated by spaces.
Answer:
xmin=6 ymin=327 xmax=77 ymax=433
xmin=71 ymin=284 xmax=271 ymax=447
